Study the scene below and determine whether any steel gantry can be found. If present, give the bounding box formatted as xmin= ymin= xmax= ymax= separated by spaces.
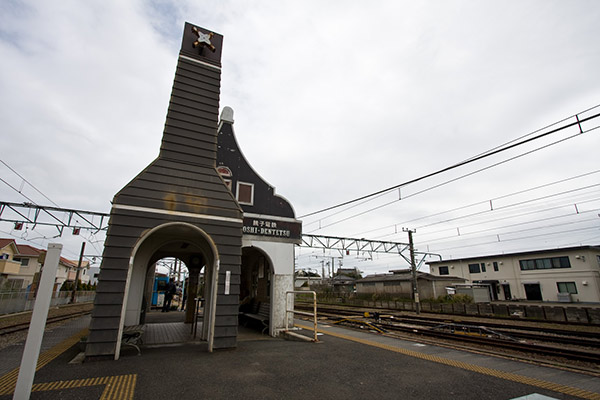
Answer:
xmin=300 ymin=233 xmax=441 ymax=269
xmin=0 ymin=203 xmax=443 ymax=269
xmin=0 ymin=201 xmax=110 ymax=236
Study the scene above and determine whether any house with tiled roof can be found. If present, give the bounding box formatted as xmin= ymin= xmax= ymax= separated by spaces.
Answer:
xmin=0 ymin=239 xmax=89 ymax=291
xmin=0 ymin=239 xmax=22 ymax=290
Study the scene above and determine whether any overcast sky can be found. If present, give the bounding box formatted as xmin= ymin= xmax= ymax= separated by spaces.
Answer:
xmin=1 ymin=0 xmax=599 ymax=276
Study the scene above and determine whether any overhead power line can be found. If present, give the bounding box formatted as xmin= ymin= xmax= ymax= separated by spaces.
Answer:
xmin=308 ymin=125 xmax=599 ymax=232
xmin=421 ymin=209 xmax=600 ymax=245
xmin=373 ymin=189 xmax=600 ymax=242
xmin=0 ymin=159 xmax=59 ymax=207
xmin=426 ymin=225 xmax=599 ymax=254
xmin=299 ymin=105 xmax=600 ymax=219
xmin=352 ymin=169 xmax=600 ymax=238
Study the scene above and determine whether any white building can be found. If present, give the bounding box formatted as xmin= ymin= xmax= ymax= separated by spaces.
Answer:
xmin=427 ymin=245 xmax=600 ymax=303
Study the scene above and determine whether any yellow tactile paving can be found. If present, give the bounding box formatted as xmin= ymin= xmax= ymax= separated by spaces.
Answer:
xmin=27 ymin=374 xmax=136 ymax=399
xmin=1 ymin=373 xmax=137 ymax=399
xmin=296 ymin=323 xmax=600 ymax=400
xmin=0 ymin=327 xmax=88 ymax=396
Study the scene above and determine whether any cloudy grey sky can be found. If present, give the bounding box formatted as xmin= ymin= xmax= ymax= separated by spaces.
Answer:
xmin=1 ymin=0 xmax=599 ymax=275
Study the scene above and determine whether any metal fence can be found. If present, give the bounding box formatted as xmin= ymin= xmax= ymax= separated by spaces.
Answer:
xmin=0 ymin=290 xmax=96 ymax=315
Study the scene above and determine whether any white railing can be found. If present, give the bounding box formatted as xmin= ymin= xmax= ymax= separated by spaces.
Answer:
xmin=285 ymin=290 xmax=318 ymax=342
xmin=0 ymin=290 xmax=96 ymax=315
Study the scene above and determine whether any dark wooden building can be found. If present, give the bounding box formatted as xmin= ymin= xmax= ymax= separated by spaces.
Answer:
xmin=86 ymin=23 xmax=301 ymax=360
xmin=86 ymin=23 xmax=243 ymax=359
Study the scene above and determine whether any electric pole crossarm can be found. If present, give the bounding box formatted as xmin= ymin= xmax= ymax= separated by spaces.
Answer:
xmin=0 ymin=202 xmax=110 ymax=233
xmin=300 ymin=234 xmax=412 ymax=256
xmin=0 ymin=203 xmax=35 ymax=223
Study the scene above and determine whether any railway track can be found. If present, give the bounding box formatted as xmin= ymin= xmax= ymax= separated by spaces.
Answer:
xmin=0 ymin=309 xmax=91 ymax=336
xmin=297 ymin=303 xmax=600 ymax=367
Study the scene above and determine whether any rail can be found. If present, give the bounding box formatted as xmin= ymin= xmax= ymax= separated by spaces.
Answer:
xmin=285 ymin=291 xmax=318 ymax=342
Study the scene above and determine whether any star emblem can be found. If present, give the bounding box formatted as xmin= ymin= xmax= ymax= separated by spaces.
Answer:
xmin=191 ymin=26 xmax=216 ymax=52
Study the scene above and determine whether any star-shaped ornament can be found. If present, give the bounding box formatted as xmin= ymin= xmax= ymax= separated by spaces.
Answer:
xmin=192 ymin=26 xmax=216 ymax=52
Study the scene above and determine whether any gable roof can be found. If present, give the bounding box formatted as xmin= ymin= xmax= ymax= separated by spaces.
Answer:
xmin=1 ymin=238 xmax=79 ymax=268
xmin=0 ymin=239 xmax=19 ymax=253
xmin=16 ymin=244 xmax=44 ymax=257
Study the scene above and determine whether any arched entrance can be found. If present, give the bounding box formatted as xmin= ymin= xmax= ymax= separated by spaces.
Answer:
xmin=239 ymin=246 xmax=274 ymax=333
xmin=119 ymin=222 xmax=220 ymax=357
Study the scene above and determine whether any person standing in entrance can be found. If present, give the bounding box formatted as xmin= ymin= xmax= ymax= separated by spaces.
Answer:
xmin=162 ymin=280 xmax=176 ymax=312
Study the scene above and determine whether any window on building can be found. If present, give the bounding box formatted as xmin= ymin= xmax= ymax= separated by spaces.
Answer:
xmin=236 ymin=182 xmax=254 ymax=205
xmin=468 ymin=263 xmax=481 ymax=273
xmin=519 ymin=256 xmax=570 ymax=271
xmin=361 ymin=282 xmax=376 ymax=287
xmin=223 ymin=179 xmax=232 ymax=191
xmin=438 ymin=266 xmax=449 ymax=275
xmin=383 ymin=281 xmax=397 ymax=287
xmin=480 ymin=263 xmax=486 ymax=272
xmin=557 ymin=282 xmax=577 ymax=294
xmin=6 ymin=279 xmax=23 ymax=290
xmin=493 ymin=262 xmax=499 ymax=272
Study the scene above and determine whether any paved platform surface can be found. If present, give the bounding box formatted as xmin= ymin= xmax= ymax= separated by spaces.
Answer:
xmin=0 ymin=314 xmax=598 ymax=400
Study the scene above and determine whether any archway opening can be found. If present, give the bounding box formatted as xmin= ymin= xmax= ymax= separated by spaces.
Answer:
xmin=120 ymin=222 xmax=219 ymax=353
xmin=239 ymin=246 xmax=273 ymax=333
xmin=142 ymin=257 xmax=190 ymax=323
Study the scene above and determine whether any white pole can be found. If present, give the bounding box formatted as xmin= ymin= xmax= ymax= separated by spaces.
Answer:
xmin=13 ymin=243 xmax=62 ymax=400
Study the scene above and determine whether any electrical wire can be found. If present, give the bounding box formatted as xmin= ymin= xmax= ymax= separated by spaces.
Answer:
xmin=426 ymin=225 xmax=599 ymax=253
xmin=308 ymin=124 xmax=599 ymax=233
xmin=373 ymin=191 xmax=600 ymax=244
xmin=0 ymin=160 xmax=105 ymax=260
xmin=411 ymin=196 xmax=600 ymax=240
xmin=352 ymin=169 xmax=600 ymax=238
xmin=0 ymin=159 xmax=60 ymax=207
xmin=415 ymin=184 xmax=600 ymax=230
xmin=0 ymin=177 xmax=38 ymax=204
xmin=421 ymin=210 xmax=599 ymax=245
xmin=299 ymin=105 xmax=600 ymax=219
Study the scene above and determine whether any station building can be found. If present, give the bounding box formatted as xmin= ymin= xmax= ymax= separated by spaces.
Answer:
xmin=427 ymin=245 xmax=600 ymax=303
xmin=85 ymin=23 xmax=301 ymax=360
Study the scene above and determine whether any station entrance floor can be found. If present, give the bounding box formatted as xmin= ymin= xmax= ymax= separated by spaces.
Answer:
xmin=141 ymin=310 xmax=268 ymax=348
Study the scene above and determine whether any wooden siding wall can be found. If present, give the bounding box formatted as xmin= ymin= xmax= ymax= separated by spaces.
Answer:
xmin=86 ymin=25 xmax=243 ymax=358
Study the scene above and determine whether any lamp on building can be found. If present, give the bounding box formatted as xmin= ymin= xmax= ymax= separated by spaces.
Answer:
xmin=14 ymin=222 xmax=23 ymax=230
xmin=72 ymin=227 xmax=80 ymax=235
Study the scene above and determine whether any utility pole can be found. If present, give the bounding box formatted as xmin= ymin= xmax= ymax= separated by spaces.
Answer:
xmin=70 ymin=242 xmax=85 ymax=304
xmin=404 ymin=228 xmax=420 ymax=314
xmin=331 ymin=257 xmax=337 ymax=284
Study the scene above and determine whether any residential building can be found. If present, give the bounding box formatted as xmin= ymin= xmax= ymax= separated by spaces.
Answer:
xmin=0 ymin=239 xmax=24 ymax=290
xmin=10 ymin=243 xmax=44 ymax=291
xmin=356 ymin=270 xmax=466 ymax=299
xmin=0 ymin=238 xmax=90 ymax=291
xmin=427 ymin=245 xmax=600 ymax=303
